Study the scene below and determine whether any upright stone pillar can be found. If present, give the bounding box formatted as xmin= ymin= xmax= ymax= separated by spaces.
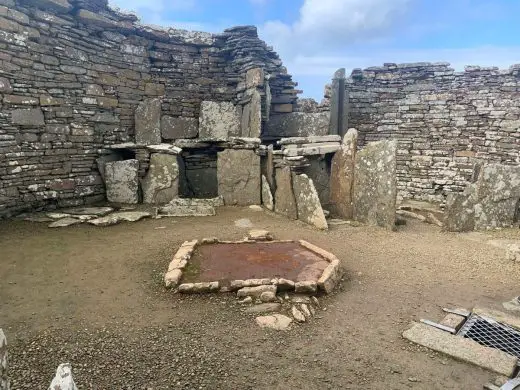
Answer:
xmin=328 ymin=68 xmax=349 ymax=138
xmin=217 ymin=149 xmax=261 ymax=205
xmin=329 ymin=128 xmax=358 ymax=219
xmin=1 ymin=329 xmax=8 ymax=390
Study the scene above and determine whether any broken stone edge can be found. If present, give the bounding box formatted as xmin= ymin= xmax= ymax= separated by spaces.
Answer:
xmin=165 ymin=237 xmax=341 ymax=295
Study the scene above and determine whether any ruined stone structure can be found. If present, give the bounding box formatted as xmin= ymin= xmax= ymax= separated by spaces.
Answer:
xmin=0 ymin=0 xmax=300 ymax=217
xmin=344 ymin=63 xmax=520 ymax=204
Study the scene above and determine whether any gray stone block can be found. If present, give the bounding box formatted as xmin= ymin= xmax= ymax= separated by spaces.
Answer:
xmin=11 ymin=108 xmax=45 ymax=126
xmin=265 ymin=112 xmax=329 ymax=138
xmin=135 ymin=98 xmax=161 ymax=145
xmin=104 ymin=159 xmax=139 ymax=204
xmin=199 ymin=101 xmax=241 ymax=140
xmin=274 ymin=166 xmax=297 ymax=220
xmin=161 ymin=116 xmax=198 ymax=140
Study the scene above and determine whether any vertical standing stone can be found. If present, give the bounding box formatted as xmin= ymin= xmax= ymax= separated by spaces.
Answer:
xmin=48 ymin=363 xmax=78 ymax=390
xmin=274 ymin=166 xmax=298 ymax=219
xmin=329 ymin=128 xmax=358 ymax=219
xmin=249 ymin=90 xmax=262 ymax=137
xmin=0 ymin=329 xmax=8 ymax=390
xmin=104 ymin=159 xmax=139 ymax=204
xmin=292 ymin=173 xmax=328 ymax=230
xmin=328 ymin=68 xmax=348 ymax=137
xmin=135 ymin=98 xmax=161 ymax=145
xmin=141 ymin=153 xmax=179 ymax=205
xmin=265 ymin=144 xmax=275 ymax=191
xmin=262 ymin=175 xmax=274 ymax=211
xmin=353 ymin=140 xmax=397 ymax=230
xmin=217 ymin=149 xmax=261 ymax=205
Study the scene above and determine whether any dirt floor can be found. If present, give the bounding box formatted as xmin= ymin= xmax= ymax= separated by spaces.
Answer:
xmin=1 ymin=206 xmax=520 ymax=389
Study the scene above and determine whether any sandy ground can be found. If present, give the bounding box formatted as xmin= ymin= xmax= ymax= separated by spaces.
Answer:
xmin=1 ymin=206 xmax=520 ymax=389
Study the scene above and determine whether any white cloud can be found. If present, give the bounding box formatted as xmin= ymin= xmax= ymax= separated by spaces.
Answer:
xmin=260 ymin=0 xmax=410 ymax=57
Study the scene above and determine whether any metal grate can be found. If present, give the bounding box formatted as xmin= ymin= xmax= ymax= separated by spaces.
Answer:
xmin=458 ymin=314 xmax=520 ymax=360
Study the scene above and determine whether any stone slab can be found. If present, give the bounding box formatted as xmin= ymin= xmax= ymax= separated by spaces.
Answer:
xmin=329 ymin=128 xmax=358 ymax=219
xmin=48 ymin=363 xmax=78 ymax=390
xmin=245 ymin=303 xmax=281 ymax=314
xmin=292 ymin=173 xmax=328 ymax=230
xmin=255 ymin=314 xmax=293 ymax=330
xmin=353 ymin=140 xmax=397 ymax=230
xmin=135 ymin=98 xmax=161 ymax=145
xmin=11 ymin=108 xmax=45 ymax=126
xmin=1 ymin=329 xmax=7 ymax=390
xmin=88 ymin=211 xmax=151 ymax=226
xmin=161 ymin=116 xmax=198 ymax=139
xmin=217 ymin=149 xmax=261 ymax=206
xmin=141 ymin=153 xmax=179 ymax=205
xmin=199 ymin=101 xmax=240 ymax=140
xmin=48 ymin=217 xmax=83 ymax=228
xmin=261 ymin=175 xmax=274 ymax=211
xmin=403 ymin=322 xmax=517 ymax=377
xmin=265 ymin=112 xmax=329 ymax=137
xmin=104 ymin=160 xmax=139 ymax=204
xmin=274 ymin=166 xmax=298 ymax=220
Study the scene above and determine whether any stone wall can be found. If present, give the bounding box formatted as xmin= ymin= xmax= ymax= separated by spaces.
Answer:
xmin=346 ymin=62 xmax=520 ymax=203
xmin=0 ymin=0 xmax=298 ymax=217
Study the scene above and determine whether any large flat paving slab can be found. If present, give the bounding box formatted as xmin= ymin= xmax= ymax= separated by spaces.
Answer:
xmin=403 ymin=322 xmax=517 ymax=377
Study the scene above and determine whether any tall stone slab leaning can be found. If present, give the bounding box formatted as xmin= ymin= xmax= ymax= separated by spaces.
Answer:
xmin=292 ymin=173 xmax=328 ymax=230
xmin=217 ymin=149 xmax=260 ymax=205
xmin=353 ymin=140 xmax=397 ymax=230
xmin=141 ymin=153 xmax=179 ymax=204
xmin=0 ymin=329 xmax=7 ymax=390
xmin=135 ymin=98 xmax=161 ymax=145
xmin=48 ymin=363 xmax=78 ymax=390
xmin=274 ymin=166 xmax=298 ymax=220
xmin=104 ymin=159 xmax=139 ymax=204
xmin=329 ymin=128 xmax=358 ymax=219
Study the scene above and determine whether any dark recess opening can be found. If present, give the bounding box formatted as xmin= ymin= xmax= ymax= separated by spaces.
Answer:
xmin=179 ymin=149 xmax=219 ymax=198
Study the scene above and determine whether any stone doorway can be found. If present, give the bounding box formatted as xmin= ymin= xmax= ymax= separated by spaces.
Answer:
xmin=178 ymin=149 xmax=219 ymax=199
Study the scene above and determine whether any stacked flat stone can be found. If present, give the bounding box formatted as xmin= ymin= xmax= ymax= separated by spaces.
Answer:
xmin=346 ymin=62 xmax=520 ymax=204
xmin=0 ymin=0 xmax=299 ymax=217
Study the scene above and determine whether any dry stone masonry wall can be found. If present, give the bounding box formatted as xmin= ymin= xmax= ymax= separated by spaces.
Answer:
xmin=346 ymin=62 xmax=520 ymax=203
xmin=0 ymin=0 xmax=298 ymax=217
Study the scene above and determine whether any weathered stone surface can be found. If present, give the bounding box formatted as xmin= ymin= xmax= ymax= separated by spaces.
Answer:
xmin=291 ymin=305 xmax=306 ymax=323
xmin=88 ymin=211 xmax=151 ymax=226
xmin=329 ymin=68 xmax=349 ymax=136
xmin=199 ymin=101 xmax=240 ymax=140
xmin=353 ymin=140 xmax=397 ymax=230
xmin=246 ymin=229 xmax=272 ymax=241
xmin=217 ymin=149 xmax=261 ymax=206
xmin=260 ymin=291 xmax=277 ymax=302
xmin=0 ymin=77 xmax=12 ymax=93
xmin=61 ymin=207 xmax=113 ymax=216
xmin=234 ymin=218 xmax=253 ymax=228
xmin=48 ymin=217 xmax=83 ymax=228
xmin=135 ymin=98 xmax=161 ymax=145
xmin=265 ymin=112 xmax=329 ymax=137
xmin=294 ymin=281 xmax=317 ymax=294
xmin=161 ymin=116 xmax=198 ymax=139
xmin=274 ymin=167 xmax=297 ymax=220
xmin=403 ymin=322 xmax=517 ymax=377
xmin=47 ymin=363 xmax=78 ymax=390
xmin=246 ymin=68 xmax=264 ymax=88
xmin=255 ymin=314 xmax=292 ymax=330
xmin=241 ymin=90 xmax=262 ymax=138
xmin=158 ymin=198 xmax=218 ymax=217
xmin=330 ymin=128 xmax=358 ymax=219
xmin=445 ymin=164 xmax=520 ymax=231
xmin=506 ymin=244 xmax=520 ymax=262
xmin=0 ymin=329 xmax=8 ymax=390
xmin=237 ymin=285 xmax=276 ymax=299
xmin=261 ymin=175 xmax=274 ymax=211
xmin=26 ymin=0 xmax=72 ymax=13
xmin=11 ymin=108 xmax=45 ymax=126
xmin=104 ymin=160 xmax=139 ymax=204
xmin=164 ymin=269 xmax=182 ymax=288
xmin=292 ymin=174 xmax=328 ymax=230
xmin=96 ymin=154 xmax=121 ymax=182
xmin=141 ymin=153 xmax=179 ymax=205
xmin=245 ymin=303 xmax=281 ymax=314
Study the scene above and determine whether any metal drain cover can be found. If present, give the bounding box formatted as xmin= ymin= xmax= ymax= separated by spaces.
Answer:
xmin=458 ymin=314 xmax=520 ymax=359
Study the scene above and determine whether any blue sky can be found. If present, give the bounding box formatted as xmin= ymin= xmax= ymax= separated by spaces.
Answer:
xmin=109 ymin=0 xmax=520 ymax=100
